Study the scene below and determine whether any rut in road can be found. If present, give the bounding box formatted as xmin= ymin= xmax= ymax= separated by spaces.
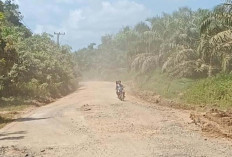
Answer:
xmin=0 ymin=81 xmax=232 ymax=157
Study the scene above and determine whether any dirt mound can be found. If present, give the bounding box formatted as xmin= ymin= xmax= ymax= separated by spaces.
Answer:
xmin=80 ymin=104 xmax=92 ymax=111
xmin=131 ymin=89 xmax=193 ymax=110
xmin=130 ymin=85 xmax=232 ymax=139
xmin=190 ymin=109 xmax=232 ymax=139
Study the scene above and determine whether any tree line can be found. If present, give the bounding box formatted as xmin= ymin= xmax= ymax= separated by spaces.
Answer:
xmin=75 ymin=1 xmax=232 ymax=80
xmin=0 ymin=0 xmax=78 ymax=101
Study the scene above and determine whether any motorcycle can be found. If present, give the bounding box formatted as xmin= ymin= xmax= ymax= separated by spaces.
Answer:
xmin=117 ymin=87 xmax=125 ymax=101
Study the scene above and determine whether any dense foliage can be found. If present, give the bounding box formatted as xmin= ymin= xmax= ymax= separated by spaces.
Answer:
xmin=184 ymin=74 xmax=232 ymax=108
xmin=75 ymin=1 xmax=232 ymax=80
xmin=0 ymin=0 xmax=78 ymax=101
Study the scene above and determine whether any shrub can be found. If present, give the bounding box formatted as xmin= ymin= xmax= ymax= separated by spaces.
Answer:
xmin=184 ymin=74 xmax=232 ymax=108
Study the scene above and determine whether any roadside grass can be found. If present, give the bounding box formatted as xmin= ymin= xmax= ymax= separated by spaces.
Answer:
xmin=133 ymin=70 xmax=232 ymax=110
xmin=134 ymin=70 xmax=194 ymax=99
xmin=183 ymin=74 xmax=232 ymax=110
xmin=0 ymin=97 xmax=32 ymax=111
xmin=0 ymin=97 xmax=35 ymax=128
xmin=0 ymin=115 xmax=15 ymax=128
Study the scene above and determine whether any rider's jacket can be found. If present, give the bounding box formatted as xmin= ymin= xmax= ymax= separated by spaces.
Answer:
xmin=116 ymin=84 xmax=124 ymax=91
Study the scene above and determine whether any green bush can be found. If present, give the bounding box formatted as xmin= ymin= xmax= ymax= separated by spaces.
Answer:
xmin=183 ymin=74 xmax=232 ymax=108
xmin=0 ymin=24 xmax=78 ymax=100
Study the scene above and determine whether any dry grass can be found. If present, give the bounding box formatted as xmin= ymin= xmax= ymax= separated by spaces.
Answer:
xmin=0 ymin=97 xmax=37 ymax=128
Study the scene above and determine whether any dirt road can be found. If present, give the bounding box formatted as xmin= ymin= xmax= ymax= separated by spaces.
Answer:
xmin=0 ymin=82 xmax=232 ymax=157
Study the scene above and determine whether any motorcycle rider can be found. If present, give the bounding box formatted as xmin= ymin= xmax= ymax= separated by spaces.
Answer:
xmin=116 ymin=81 xmax=120 ymax=96
xmin=116 ymin=80 xmax=125 ymax=98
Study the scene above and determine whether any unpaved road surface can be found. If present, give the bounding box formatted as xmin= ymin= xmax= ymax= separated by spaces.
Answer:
xmin=0 ymin=82 xmax=232 ymax=157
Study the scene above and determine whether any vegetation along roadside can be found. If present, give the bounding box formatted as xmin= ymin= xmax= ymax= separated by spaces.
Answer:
xmin=0 ymin=1 xmax=79 ymax=128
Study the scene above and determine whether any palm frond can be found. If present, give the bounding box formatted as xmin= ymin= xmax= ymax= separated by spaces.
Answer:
xmin=200 ymin=16 xmax=212 ymax=34
xmin=209 ymin=30 xmax=232 ymax=46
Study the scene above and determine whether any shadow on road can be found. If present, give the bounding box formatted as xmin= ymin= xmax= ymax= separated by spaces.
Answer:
xmin=0 ymin=117 xmax=50 ymax=128
xmin=0 ymin=131 xmax=26 ymax=141
xmin=15 ymin=117 xmax=49 ymax=122
xmin=0 ymin=131 xmax=27 ymax=137
xmin=0 ymin=136 xmax=24 ymax=141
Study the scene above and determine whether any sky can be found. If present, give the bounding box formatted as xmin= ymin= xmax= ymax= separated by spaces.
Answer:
xmin=14 ymin=0 xmax=223 ymax=51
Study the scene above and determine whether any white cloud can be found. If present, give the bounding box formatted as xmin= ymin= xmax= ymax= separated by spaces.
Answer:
xmin=67 ymin=9 xmax=86 ymax=29
xmin=18 ymin=0 xmax=152 ymax=50
xmin=62 ymin=0 xmax=152 ymax=49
